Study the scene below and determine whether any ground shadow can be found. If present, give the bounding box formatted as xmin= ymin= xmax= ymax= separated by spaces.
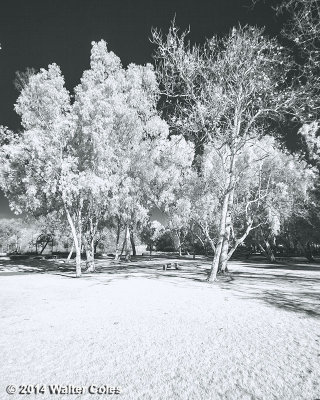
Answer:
xmin=219 ymin=266 xmax=320 ymax=318
xmin=1 ymin=255 xmax=319 ymax=318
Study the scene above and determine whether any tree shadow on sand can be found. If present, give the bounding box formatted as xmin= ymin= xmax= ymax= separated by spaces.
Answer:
xmin=219 ymin=261 xmax=320 ymax=318
xmin=0 ymin=257 xmax=81 ymax=276
xmin=1 ymin=255 xmax=319 ymax=318
xmin=0 ymin=255 xmax=211 ymax=283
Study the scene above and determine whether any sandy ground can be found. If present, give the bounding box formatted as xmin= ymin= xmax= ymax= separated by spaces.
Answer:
xmin=0 ymin=256 xmax=319 ymax=400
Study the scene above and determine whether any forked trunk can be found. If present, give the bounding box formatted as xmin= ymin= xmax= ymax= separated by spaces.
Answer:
xmin=221 ymin=219 xmax=254 ymax=272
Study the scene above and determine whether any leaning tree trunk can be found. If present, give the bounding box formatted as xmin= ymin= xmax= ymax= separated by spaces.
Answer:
xmin=66 ymin=242 xmax=74 ymax=262
xmin=258 ymin=241 xmax=276 ymax=263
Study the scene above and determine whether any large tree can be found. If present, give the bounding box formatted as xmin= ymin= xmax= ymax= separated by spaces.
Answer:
xmin=0 ymin=64 xmax=83 ymax=272
xmin=0 ymin=41 xmax=171 ymax=275
xmin=153 ymin=24 xmax=297 ymax=281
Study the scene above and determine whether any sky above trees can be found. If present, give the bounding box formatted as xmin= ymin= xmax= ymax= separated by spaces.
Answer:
xmin=0 ymin=0 xmax=283 ymax=130
xmin=0 ymin=0 xmax=285 ymax=217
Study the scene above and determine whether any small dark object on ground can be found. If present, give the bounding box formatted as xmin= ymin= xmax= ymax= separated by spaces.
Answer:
xmin=163 ymin=262 xmax=180 ymax=271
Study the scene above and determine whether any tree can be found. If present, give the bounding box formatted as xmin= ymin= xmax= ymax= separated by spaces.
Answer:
xmin=153 ymin=23 xmax=297 ymax=281
xmin=0 ymin=64 xmax=82 ymax=270
xmin=73 ymin=40 xmax=174 ymax=268
xmin=277 ymin=0 xmax=320 ymax=122
xmin=145 ymin=133 xmax=195 ymax=255
xmin=226 ymin=136 xmax=315 ymax=264
xmin=0 ymin=219 xmax=19 ymax=253
xmin=0 ymin=41 xmax=176 ymax=276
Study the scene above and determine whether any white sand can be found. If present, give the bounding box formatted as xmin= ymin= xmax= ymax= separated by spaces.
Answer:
xmin=0 ymin=259 xmax=319 ymax=400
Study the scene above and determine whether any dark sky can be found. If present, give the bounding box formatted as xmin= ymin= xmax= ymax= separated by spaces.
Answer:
xmin=0 ymin=0 xmax=283 ymax=218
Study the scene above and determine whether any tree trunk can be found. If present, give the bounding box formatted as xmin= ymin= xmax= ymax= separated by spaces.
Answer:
xmin=75 ymin=245 xmax=81 ymax=277
xmin=218 ymin=253 xmax=229 ymax=274
xmin=67 ymin=242 xmax=74 ymax=262
xmin=191 ymin=230 xmax=196 ymax=259
xmin=208 ymin=192 xmax=230 ymax=281
xmin=85 ymin=252 xmax=95 ymax=271
xmin=218 ymin=231 xmax=230 ymax=274
xmin=94 ymin=241 xmax=98 ymax=255
xmin=114 ymin=218 xmax=121 ymax=260
xmin=265 ymin=241 xmax=276 ymax=263
xmin=226 ymin=224 xmax=254 ymax=264
xmin=218 ymin=187 xmax=235 ymax=274
xmin=258 ymin=241 xmax=276 ymax=263
xmin=40 ymin=240 xmax=49 ymax=254
xmin=120 ymin=227 xmax=127 ymax=257
xmin=85 ymin=218 xmax=97 ymax=272
xmin=85 ymin=238 xmax=95 ymax=272
xmin=174 ymin=230 xmax=182 ymax=256
xmin=303 ymin=241 xmax=314 ymax=262
xmin=130 ymin=228 xmax=136 ymax=256
xmin=65 ymin=206 xmax=82 ymax=277
xmin=124 ymin=224 xmax=131 ymax=261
